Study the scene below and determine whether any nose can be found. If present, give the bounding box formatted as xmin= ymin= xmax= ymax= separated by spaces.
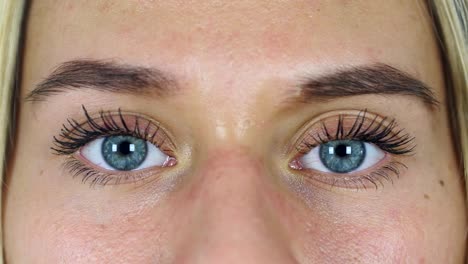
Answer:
xmin=171 ymin=147 xmax=298 ymax=263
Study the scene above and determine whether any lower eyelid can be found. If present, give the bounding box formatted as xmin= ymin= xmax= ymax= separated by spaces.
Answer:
xmin=291 ymin=156 xmax=406 ymax=190
xmin=63 ymin=156 xmax=171 ymax=186
xmin=53 ymin=107 xmax=182 ymax=186
xmin=285 ymin=110 xmax=414 ymax=190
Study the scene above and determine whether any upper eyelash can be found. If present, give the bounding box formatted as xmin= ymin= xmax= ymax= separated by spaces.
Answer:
xmin=52 ymin=105 xmax=162 ymax=155
xmin=298 ymin=109 xmax=415 ymax=155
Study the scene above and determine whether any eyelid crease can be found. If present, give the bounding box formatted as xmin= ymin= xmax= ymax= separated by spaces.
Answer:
xmin=288 ymin=109 xmax=414 ymax=190
xmin=51 ymin=105 xmax=175 ymax=156
xmin=52 ymin=105 xmax=178 ymax=187
xmin=294 ymin=109 xmax=416 ymax=157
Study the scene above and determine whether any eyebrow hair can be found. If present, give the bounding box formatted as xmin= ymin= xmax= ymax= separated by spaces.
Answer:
xmin=298 ymin=63 xmax=439 ymax=108
xmin=26 ymin=59 xmax=178 ymax=102
xmin=28 ymin=61 xmax=439 ymax=110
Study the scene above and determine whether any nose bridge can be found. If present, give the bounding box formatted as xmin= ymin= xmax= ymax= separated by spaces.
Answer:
xmin=192 ymin=147 xmax=271 ymax=231
xmin=174 ymin=147 xmax=297 ymax=263
xmin=196 ymin=148 xmax=269 ymax=234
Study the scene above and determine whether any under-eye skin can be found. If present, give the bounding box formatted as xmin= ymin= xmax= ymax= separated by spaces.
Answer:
xmin=52 ymin=105 xmax=177 ymax=186
xmin=288 ymin=110 xmax=414 ymax=190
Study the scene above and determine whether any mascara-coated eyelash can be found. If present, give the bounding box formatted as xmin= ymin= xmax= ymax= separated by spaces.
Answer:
xmin=52 ymin=105 xmax=174 ymax=156
xmin=290 ymin=110 xmax=414 ymax=190
xmin=52 ymin=105 xmax=176 ymax=186
xmin=295 ymin=109 xmax=415 ymax=156
xmin=62 ymin=157 xmax=173 ymax=186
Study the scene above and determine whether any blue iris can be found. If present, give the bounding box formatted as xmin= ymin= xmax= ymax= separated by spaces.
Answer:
xmin=319 ymin=140 xmax=366 ymax=173
xmin=102 ymin=135 xmax=147 ymax=171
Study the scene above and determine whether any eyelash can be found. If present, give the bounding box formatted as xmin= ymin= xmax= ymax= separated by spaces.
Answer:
xmin=52 ymin=105 xmax=173 ymax=186
xmin=62 ymin=158 xmax=152 ymax=186
xmin=294 ymin=109 xmax=414 ymax=190
xmin=52 ymin=105 xmax=169 ymax=154
xmin=54 ymin=107 xmax=412 ymax=189
xmin=296 ymin=109 xmax=415 ymax=155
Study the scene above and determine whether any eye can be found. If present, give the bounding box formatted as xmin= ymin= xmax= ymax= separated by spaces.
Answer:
xmin=80 ymin=135 xmax=171 ymax=171
xmin=299 ymin=140 xmax=385 ymax=173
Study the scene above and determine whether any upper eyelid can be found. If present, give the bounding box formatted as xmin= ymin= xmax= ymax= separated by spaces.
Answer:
xmin=52 ymin=106 xmax=176 ymax=156
xmin=291 ymin=110 xmax=415 ymax=156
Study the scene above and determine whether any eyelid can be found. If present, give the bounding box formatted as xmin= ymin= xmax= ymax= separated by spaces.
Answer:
xmin=63 ymin=156 xmax=174 ymax=186
xmin=293 ymin=159 xmax=407 ymax=190
xmin=52 ymin=106 xmax=177 ymax=156
xmin=52 ymin=106 xmax=179 ymax=186
xmin=288 ymin=110 xmax=363 ymax=154
xmin=290 ymin=109 xmax=415 ymax=156
xmin=287 ymin=109 xmax=413 ymax=190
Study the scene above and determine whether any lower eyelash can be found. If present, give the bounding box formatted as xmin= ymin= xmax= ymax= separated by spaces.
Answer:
xmin=350 ymin=161 xmax=407 ymax=190
xmin=63 ymin=158 xmax=112 ymax=186
xmin=302 ymin=161 xmax=407 ymax=190
xmin=291 ymin=110 xmax=414 ymax=190
xmin=63 ymin=158 xmax=153 ymax=186
xmin=53 ymin=106 xmax=176 ymax=186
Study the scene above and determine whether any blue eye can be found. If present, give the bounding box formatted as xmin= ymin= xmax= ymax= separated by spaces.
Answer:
xmin=300 ymin=140 xmax=385 ymax=173
xmin=80 ymin=135 xmax=170 ymax=171
xmin=101 ymin=136 xmax=148 ymax=171
xmin=319 ymin=140 xmax=365 ymax=173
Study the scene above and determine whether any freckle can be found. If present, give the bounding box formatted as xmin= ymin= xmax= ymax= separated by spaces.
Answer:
xmin=39 ymin=170 xmax=44 ymax=176
xmin=423 ymin=194 xmax=430 ymax=200
xmin=439 ymin=180 xmax=445 ymax=187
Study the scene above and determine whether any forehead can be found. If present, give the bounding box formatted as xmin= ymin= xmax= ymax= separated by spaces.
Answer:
xmin=24 ymin=0 xmax=440 ymax=93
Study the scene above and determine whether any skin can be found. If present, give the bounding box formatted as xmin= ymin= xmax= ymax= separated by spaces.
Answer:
xmin=4 ymin=0 xmax=467 ymax=263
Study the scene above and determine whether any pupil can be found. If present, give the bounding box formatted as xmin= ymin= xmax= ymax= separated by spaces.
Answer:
xmin=335 ymin=144 xmax=349 ymax=157
xmin=118 ymin=141 xmax=132 ymax=155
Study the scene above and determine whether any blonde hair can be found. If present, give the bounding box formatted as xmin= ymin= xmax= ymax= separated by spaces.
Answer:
xmin=0 ymin=0 xmax=466 ymax=262
xmin=429 ymin=0 xmax=468 ymax=196
xmin=429 ymin=0 xmax=468 ymax=257
xmin=0 ymin=0 xmax=24 ymax=262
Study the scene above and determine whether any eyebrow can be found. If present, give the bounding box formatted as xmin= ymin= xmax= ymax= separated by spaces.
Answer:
xmin=298 ymin=63 xmax=439 ymax=108
xmin=28 ymin=60 xmax=439 ymax=110
xmin=26 ymin=59 xmax=178 ymax=102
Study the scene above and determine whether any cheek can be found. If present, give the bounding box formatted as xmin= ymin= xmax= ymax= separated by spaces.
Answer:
xmin=32 ymin=210 xmax=173 ymax=263
xmin=286 ymin=195 xmax=428 ymax=263
xmin=302 ymin=221 xmax=410 ymax=263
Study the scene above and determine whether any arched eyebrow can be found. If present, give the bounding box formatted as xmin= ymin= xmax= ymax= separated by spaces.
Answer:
xmin=297 ymin=63 xmax=439 ymax=109
xmin=25 ymin=59 xmax=178 ymax=102
xmin=27 ymin=60 xmax=439 ymax=110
